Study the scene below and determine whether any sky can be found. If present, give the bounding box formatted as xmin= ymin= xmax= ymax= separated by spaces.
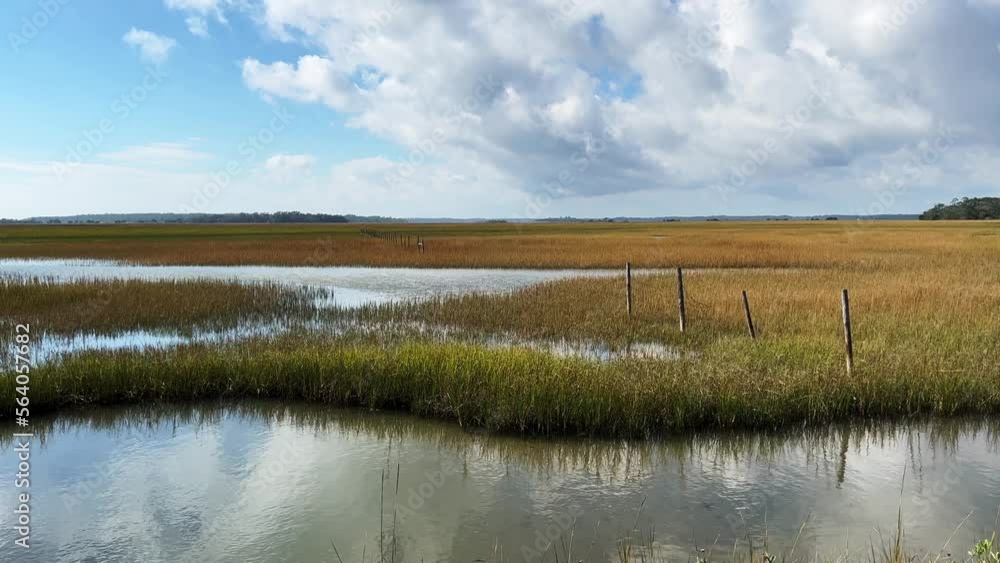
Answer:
xmin=2 ymin=0 xmax=1000 ymax=219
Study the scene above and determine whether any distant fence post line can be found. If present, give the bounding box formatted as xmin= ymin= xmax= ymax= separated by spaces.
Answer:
xmin=354 ymin=234 xmax=866 ymax=371
xmin=360 ymin=228 xmax=425 ymax=252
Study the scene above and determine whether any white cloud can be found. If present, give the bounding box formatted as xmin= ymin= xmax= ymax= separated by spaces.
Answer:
xmin=185 ymin=16 xmax=210 ymax=37
xmin=98 ymin=142 xmax=214 ymax=165
xmin=122 ymin=28 xmax=177 ymax=64
xmin=165 ymin=0 xmax=231 ymax=36
xmin=231 ymin=0 xmax=1000 ymax=216
xmin=242 ymin=56 xmax=359 ymax=111
xmin=263 ymin=154 xmax=315 ymax=173
xmin=165 ymin=0 xmax=225 ymax=12
xmin=258 ymin=154 xmax=317 ymax=184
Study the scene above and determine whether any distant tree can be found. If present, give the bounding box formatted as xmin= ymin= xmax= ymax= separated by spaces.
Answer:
xmin=920 ymin=197 xmax=1000 ymax=220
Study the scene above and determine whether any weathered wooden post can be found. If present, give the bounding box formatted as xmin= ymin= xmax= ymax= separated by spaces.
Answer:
xmin=742 ymin=290 xmax=756 ymax=340
xmin=626 ymin=262 xmax=633 ymax=318
xmin=841 ymin=288 xmax=854 ymax=374
xmin=676 ymin=267 xmax=686 ymax=332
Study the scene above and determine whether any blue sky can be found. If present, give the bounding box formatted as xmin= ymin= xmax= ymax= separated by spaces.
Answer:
xmin=1 ymin=2 xmax=394 ymax=167
xmin=2 ymin=1 xmax=999 ymax=219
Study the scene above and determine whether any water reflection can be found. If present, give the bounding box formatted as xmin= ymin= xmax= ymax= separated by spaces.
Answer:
xmin=22 ymin=320 xmax=681 ymax=365
xmin=2 ymin=403 xmax=998 ymax=562
xmin=0 ymin=259 xmax=625 ymax=307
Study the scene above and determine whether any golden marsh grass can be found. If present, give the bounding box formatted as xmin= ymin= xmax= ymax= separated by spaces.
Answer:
xmin=2 ymin=220 xmax=999 ymax=434
xmin=2 ymin=220 xmax=997 ymax=269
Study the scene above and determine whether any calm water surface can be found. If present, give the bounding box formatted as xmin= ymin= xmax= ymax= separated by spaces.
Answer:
xmin=2 ymin=404 xmax=998 ymax=562
xmin=0 ymin=259 xmax=623 ymax=307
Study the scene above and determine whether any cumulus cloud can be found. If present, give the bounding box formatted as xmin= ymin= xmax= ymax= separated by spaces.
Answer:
xmin=104 ymin=0 xmax=977 ymax=217
xmin=242 ymin=56 xmax=360 ymax=111
xmin=227 ymin=0 xmax=1000 ymax=214
xmin=122 ymin=28 xmax=177 ymax=64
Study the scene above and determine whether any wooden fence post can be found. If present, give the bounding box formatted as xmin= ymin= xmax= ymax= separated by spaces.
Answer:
xmin=626 ymin=262 xmax=633 ymax=318
xmin=677 ymin=267 xmax=686 ymax=332
xmin=841 ymin=288 xmax=854 ymax=374
xmin=742 ymin=290 xmax=756 ymax=340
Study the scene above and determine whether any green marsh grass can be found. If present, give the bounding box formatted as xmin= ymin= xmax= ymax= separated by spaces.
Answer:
xmin=0 ymin=277 xmax=324 ymax=338
xmin=8 ymin=332 xmax=1000 ymax=436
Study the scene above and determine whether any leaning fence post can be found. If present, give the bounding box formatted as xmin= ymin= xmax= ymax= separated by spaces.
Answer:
xmin=841 ymin=288 xmax=854 ymax=374
xmin=677 ymin=267 xmax=686 ymax=332
xmin=742 ymin=290 xmax=756 ymax=340
xmin=626 ymin=262 xmax=633 ymax=318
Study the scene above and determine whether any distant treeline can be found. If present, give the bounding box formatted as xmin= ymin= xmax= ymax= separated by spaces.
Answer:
xmin=180 ymin=212 xmax=349 ymax=224
xmin=920 ymin=197 xmax=1000 ymax=220
xmin=1 ymin=212 xmax=397 ymax=224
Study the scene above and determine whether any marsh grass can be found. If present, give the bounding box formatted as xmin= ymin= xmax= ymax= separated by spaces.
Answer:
xmin=2 ymin=221 xmax=997 ymax=269
xmin=0 ymin=276 xmax=323 ymax=338
xmin=8 ymin=331 xmax=1000 ymax=436
xmin=343 ymin=250 xmax=1000 ymax=397
xmin=2 ymin=220 xmax=999 ymax=434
